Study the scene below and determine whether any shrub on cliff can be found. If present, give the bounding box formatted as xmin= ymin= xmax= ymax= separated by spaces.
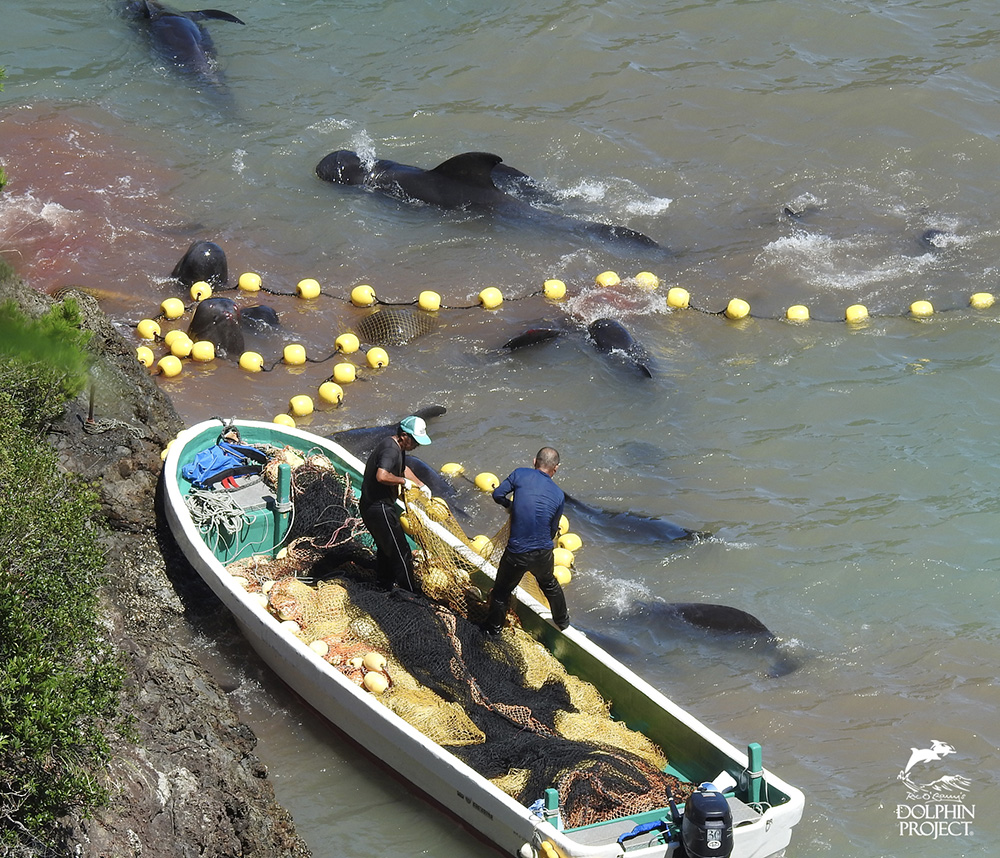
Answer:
xmin=0 ymin=304 xmax=124 ymax=855
xmin=0 ymin=298 xmax=93 ymax=431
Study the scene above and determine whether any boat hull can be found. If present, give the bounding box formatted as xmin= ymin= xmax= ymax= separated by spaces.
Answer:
xmin=163 ymin=419 xmax=803 ymax=858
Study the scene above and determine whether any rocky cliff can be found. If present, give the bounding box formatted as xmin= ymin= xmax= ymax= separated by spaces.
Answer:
xmin=0 ymin=272 xmax=310 ymax=858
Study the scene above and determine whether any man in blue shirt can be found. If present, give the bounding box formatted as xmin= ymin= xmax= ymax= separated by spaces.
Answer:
xmin=481 ymin=447 xmax=570 ymax=634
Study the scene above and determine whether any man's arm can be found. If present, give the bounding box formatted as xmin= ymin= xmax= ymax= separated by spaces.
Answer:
xmin=374 ymin=466 xmax=426 ymax=489
xmin=375 ymin=467 xmax=406 ymax=488
xmin=492 ymin=474 xmax=514 ymax=508
xmin=402 ymin=465 xmax=426 ymax=488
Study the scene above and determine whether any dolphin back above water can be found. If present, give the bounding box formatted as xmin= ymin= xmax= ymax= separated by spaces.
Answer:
xmin=585 ymin=600 xmax=801 ymax=678
xmin=328 ymin=405 xmax=448 ymax=461
xmin=124 ymin=0 xmax=245 ymax=86
xmin=503 ymin=317 xmax=655 ymax=377
xmin=316 ymin=150 xmax=665 ymax=253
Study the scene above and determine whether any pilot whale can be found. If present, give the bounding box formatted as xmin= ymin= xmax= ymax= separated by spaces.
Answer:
xmin=503 ymin=317 xmax=654 ymax=377
xmin=316 ymin=150 xmax=665 ymax=254
xmin=587 ymin=318 xmax=653 ymax=378
xmin=328 ymin=406 xmax=449 ymax=461
xmin=562 ymin=494 xmax=697 ymax=543
xmin=124 ymin=0 xmax=245 ymax=88
xmin=187 ymin=296 xmax=280 ymax=358
xmin=584 ymin=600 xmax=801 ymax=678
xmin=171 ymin=239 xmax=229 ymax=287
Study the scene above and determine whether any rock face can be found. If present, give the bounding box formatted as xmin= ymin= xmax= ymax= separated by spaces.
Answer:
xmin=0 ymin=273 xmax=310 ymax=858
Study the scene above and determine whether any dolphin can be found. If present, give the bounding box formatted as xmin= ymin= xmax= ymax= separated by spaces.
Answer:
xmin=187 ymin=296 xmax=279 ymax=358
xmin=562 ymin=493 xmax=697 ymax=543
xmin=502 ymin=317 xmax=654 ymax=377
xmin=188 ymin=296 xmax=243 ymax=355
xmin=326 ymin=408 xmax=468 ymax=516
xmin=406 ymin=456 xmax=467 ymax=515
xmin=316 ymin=150 xmax=665 ymax=254
xmin=501 ymin=327 xmax=565 ymax=350
xmin=328 ymin=406 xmax=448 ymax=461
xmin=584 ymin=600 xmax=800 ymax=678
xmin=918 ymin=228 xmax=949 ymax=251
xmin=587 ymin=318 xmax=653 ymax=377
xmin=124 ymin=0 xmax=245 ymax=88
xmin=240 ymin=305 xmax=281 ymax=334
xmin=171 ymin=239 xmax=228 ymax=287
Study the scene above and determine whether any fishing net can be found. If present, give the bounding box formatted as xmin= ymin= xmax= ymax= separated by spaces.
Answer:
xmin=355 ymin=308 xmax=437 ymax=345
xmin=224 ymin=450 xmax=695 ymax=827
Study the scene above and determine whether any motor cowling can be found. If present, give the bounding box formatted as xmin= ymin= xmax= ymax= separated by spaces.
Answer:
xmin=681 ymin=785 xmax=733 ymax=858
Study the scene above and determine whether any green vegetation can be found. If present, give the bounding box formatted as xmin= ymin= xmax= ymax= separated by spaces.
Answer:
xmin=1 ymin=66 xmax=6 ymax=191
xmin=0 ymin=299 xmax=93 ymax=431
xmin=0 ymin=302 xmax=125 ymax=854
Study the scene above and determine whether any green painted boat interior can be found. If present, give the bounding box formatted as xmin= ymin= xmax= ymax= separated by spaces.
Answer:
xmin=175 ymin=423 xmax=367 ymax=564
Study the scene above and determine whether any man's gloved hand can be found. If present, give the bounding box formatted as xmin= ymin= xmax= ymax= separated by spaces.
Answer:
xmin=419 ymin=484 xmax=433 ymax=499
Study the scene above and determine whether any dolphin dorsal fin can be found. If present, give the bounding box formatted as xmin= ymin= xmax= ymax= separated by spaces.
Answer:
xmin=190 ymin=9 xmax=247 ymax=24
xmin=430 ymin=153 xmax=504 ymax=189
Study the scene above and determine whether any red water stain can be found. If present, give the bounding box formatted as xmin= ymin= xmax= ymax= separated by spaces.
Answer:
xmin=0 ymin=102 xmax=194 ymax=313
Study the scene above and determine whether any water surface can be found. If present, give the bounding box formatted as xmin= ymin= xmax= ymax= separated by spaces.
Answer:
xmin=4 ymin=1 xmax=999 ymax=855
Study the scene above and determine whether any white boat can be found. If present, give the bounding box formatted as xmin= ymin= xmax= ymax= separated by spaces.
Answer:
xmin=163 ymin=418 xmax=804 ymax=858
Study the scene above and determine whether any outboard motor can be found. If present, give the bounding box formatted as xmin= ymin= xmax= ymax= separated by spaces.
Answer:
xmin=681 ymin=783 xmax=733 ymax=858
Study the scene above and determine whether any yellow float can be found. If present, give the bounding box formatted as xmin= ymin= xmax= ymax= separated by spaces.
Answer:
xmin=190 ymin=341 xmax=216 ymax=362
xmin=238 ymin=272 xmax=262 ymax=292
xmin=725 ymin=298 xmax=750 ymax=320
xmin=289 ymin=395 xmax=314 ymax=417
xmin=478 ymin=287 xmax=503 ymax=309
xmin=297 ymin=278 xmax=321 ymax=299
xmin=318 ymin=381 xmax=344 ymax=404
xmin=161 ymin=298 xmax=185 ymax=320
xmin=367 ymin=347 xmax=390 ymax=368
xmin=634 ymin=271 xmax=659 ymax=290
xmin=474 ymin=472 xmax=499 ymax=492
xmin=336 ymin=332 xmax=360 ymax=354
xmin=543 ymin=279 xmax=567 ymax=300
xmin=136 ymin=318 xmax=161 ymax=339
xmin=595 ymin=271 xmax=620 ymax=288
xmin=418 ymin=290 xmax=441 ymax=312
xmin=845 ymin=304 xmax=869 ymax=323
xmin=666 ymin=287 xmax=690 ymax=309
xmin=190 ymin=281 xmax=212 ymax=301
xmin=351 ymin=284 xmax=376 ymax=307
xmin=239 ymin=351 xmax=264 ymax=372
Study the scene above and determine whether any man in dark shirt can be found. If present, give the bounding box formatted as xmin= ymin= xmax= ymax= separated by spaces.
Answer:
xmin=359 ymin=415 xmax=432 ymax=591
xmin=481 ymin=446 xmax=570 ymax=634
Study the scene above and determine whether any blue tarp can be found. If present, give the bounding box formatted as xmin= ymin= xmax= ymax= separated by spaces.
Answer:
xmin=181 ymin=441 xmax=267 ymax=489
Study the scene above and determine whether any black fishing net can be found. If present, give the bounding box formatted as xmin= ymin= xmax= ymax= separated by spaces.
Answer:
xmin=341 ymin=579 xmax=695 ymax=827
xmin=228 ymin=449 xmax=695 ymax=828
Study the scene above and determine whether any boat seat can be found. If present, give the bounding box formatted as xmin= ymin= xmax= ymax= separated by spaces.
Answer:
xmin=221 ymin=477 xmax=275 ymax=512
xmin=728 ymin=795 xmax=763 ymax=826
